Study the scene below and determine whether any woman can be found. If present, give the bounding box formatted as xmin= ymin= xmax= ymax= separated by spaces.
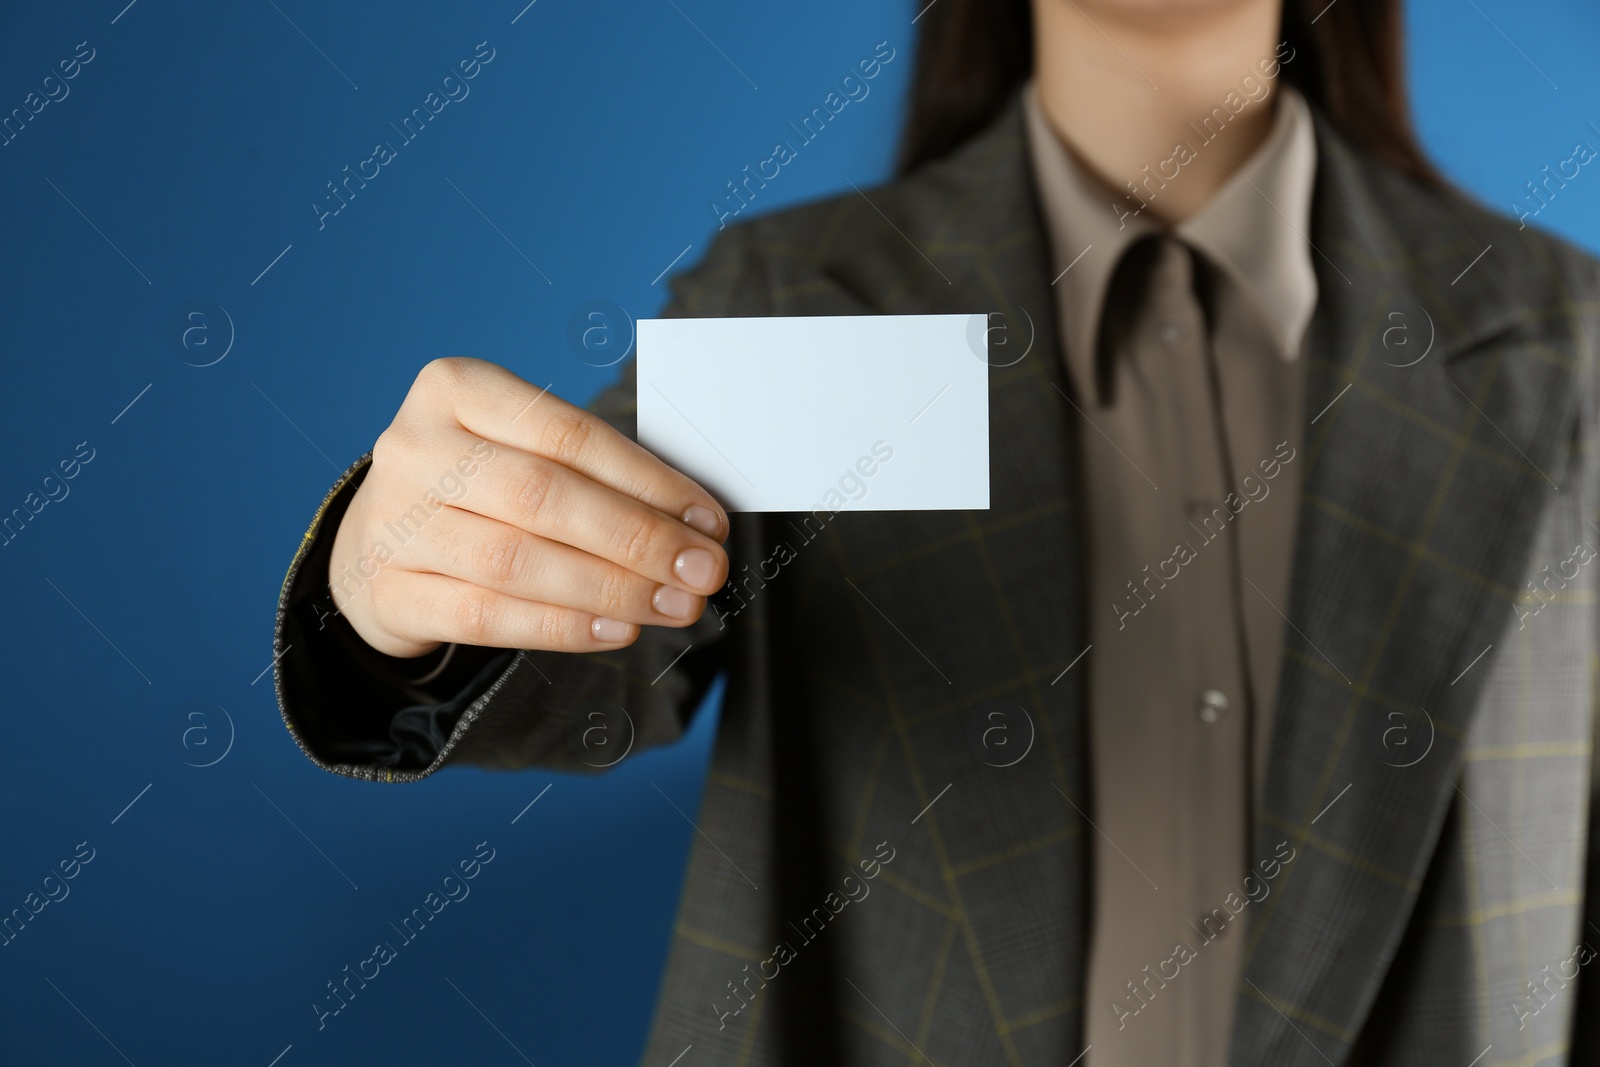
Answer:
xmin=273 ymin=0 xmax=1600 ymax=1063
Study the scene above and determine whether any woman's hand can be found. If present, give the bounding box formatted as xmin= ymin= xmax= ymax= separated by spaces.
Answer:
xmin=326 ymin=357 xmax=730 ymax=659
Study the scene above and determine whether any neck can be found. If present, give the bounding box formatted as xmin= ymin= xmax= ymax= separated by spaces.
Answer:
xmin=1031 ymin=0 xmax=1284 ymax=223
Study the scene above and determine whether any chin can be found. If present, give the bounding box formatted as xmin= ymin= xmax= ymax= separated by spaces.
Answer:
xmin=1058 ymin=0 xmax=1266 ymax=20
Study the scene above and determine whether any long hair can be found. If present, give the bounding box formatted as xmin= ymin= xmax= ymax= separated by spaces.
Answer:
xmin=895 ymin=0 xmax=1448 ymax=190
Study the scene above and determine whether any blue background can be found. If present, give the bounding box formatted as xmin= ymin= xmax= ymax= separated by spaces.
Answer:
xmin=0 ymin=1 xmax=1596 ymax=1064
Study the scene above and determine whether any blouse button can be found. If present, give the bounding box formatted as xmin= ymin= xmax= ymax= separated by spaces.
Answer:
xmin=1198 ymin=689 xmax=1229 ymax=724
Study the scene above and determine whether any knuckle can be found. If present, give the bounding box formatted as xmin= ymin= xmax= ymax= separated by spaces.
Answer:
xmin=508 ymin=461 xmax=560 ymax=526
xmin=594 ymin=567 xmax=633 ymax=618
xmin=611 ymin=513 xmax=660 ymax=570
xmin=363 ymin=572 xmax=395 ymax=624
xmin=538 ymin=410 xmax=595 ymax=467
xmin=420 ymin=356 xmax=469 ymax=390
xmin=453 ymin=589 xmax=498 ymax=645
xmin=370 ymin=426 xmax=406 ymax=469
xmin=536 ymin=606 xmax=577 ymax=651
xmin=366 ymin=575 xmax=413 ymax=638
xmin=474 ymin=530 xmax=527 ymax=587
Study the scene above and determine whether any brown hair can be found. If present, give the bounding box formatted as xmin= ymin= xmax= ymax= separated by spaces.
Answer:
xmin=896 ymin=0 xmax=1448 ymax=190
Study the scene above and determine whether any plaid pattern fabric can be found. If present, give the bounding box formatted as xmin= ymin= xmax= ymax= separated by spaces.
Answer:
xmin=273 ymin=89 xmax=1600 ymax=1066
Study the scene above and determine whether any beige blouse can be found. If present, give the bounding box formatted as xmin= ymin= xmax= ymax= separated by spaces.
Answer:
xmin=1022 ymin=77 xmax=1319 ymax=1066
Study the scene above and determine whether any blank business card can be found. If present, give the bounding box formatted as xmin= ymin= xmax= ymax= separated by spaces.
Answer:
xmin=636 ymin=314 xmax=989 ymax=513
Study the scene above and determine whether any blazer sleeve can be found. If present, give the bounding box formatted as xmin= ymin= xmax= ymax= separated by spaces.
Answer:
xmin=271 ymin=223 xmax=769 ymax=782
xmin=1569 ymin=252 xmax=1600 ymax=1065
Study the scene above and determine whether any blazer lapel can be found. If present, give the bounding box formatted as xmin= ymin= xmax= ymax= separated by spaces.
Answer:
xmin=1230 ymin=113 xmax=1587 ymax=1063
xmin=868 ymin=94 xmax=1102 ymax=1057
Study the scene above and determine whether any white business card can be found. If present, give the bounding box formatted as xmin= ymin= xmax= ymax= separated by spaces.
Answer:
xmin=636 ymin=314 xmax=990 ymax=513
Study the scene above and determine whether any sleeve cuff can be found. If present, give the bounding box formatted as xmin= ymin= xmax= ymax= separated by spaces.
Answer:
xmin=271 ymin=450 xmax=517 ymax=778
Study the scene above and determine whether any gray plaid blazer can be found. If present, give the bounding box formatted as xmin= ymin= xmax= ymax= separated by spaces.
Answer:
xmin=275 ymin=89 xmax=1600 ymax=1066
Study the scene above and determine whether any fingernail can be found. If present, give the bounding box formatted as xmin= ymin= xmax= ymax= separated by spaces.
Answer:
xmin=682 ymin=504 xmax=723 ymax=539
xmin=674 ymin=547 xmax=717 ymax=591
xmin=592 ymin=616 xmax=632 ymax=643
xmin=652 ymin=585 xmax=695 ymax=620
